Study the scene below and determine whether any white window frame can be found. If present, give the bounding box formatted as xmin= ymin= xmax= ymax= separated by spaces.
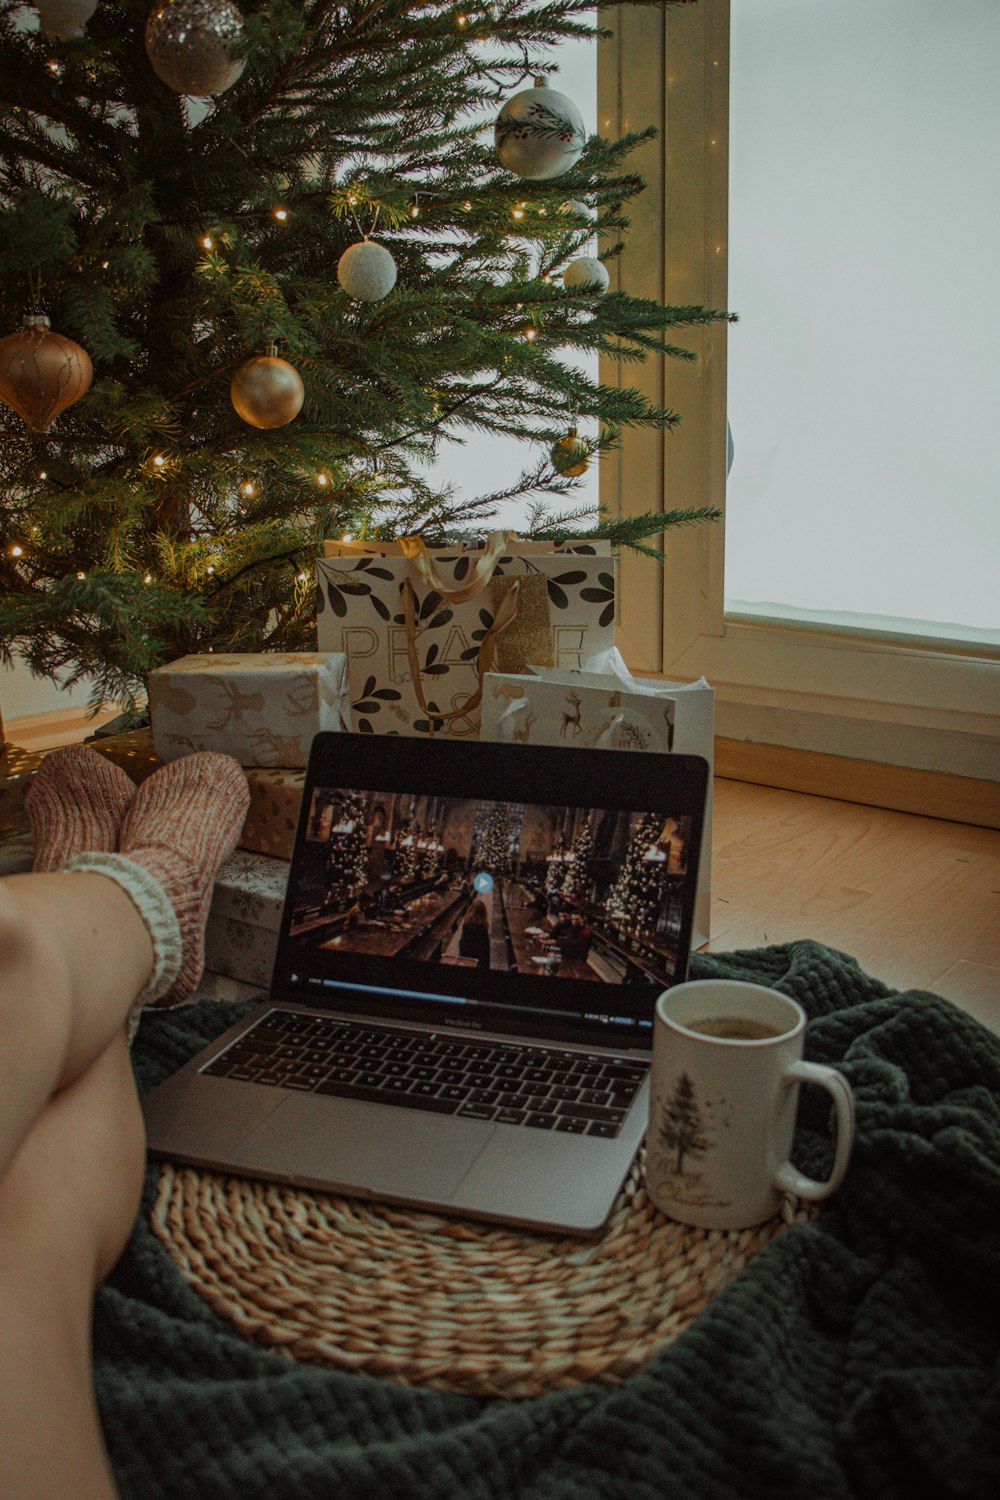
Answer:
xmin=598 ymin=1 xmax=1000 ymax=781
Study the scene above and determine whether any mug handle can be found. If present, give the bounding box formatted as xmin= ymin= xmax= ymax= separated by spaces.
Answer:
xmin=773 ymin=1060 xmax=856 ymax=1202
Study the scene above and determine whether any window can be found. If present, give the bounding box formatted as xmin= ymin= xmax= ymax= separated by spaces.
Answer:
xmin=600 ymin=0 xmax=1000 ymax=782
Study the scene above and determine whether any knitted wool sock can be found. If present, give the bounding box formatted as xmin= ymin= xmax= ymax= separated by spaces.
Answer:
xmin=24 ymin=743 xmax=136 ymax=872
xmin=116 ymin=752 xmax=249 ymax=1008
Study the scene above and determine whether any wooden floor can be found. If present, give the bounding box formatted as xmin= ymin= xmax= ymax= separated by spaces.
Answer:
xmin=707 ymin=778 xmax=1000 ymax=1037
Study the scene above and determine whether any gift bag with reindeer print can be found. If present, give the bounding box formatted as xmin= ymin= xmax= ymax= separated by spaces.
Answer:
xmin=315 ymin=532 xmax=615 ymax=739
xmin=479 ymin=650 xmax=714 ymax=945
xmin=148 ymin=652 xmax=351 ymax=768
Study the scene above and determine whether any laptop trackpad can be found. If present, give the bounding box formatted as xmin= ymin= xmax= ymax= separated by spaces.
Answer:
xmin=234 ymin=1093 xmax=494 ymax=1200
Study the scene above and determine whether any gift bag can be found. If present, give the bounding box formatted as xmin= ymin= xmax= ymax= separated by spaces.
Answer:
xmin=315 ymin=531 xmax=616 ymax=738
xmin=480 ymin=648 xmax=714 ymax=947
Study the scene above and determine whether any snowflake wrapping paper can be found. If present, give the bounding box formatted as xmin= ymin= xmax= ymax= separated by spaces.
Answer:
xmin=148 ymin=652 xmax=351 ymax=768
xmin=203 ymin=847 xmax=288 ymax=988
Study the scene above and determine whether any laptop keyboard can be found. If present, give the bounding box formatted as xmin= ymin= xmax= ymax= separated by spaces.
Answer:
xmin=200 ymin=1009 xmax=647 ymax=1139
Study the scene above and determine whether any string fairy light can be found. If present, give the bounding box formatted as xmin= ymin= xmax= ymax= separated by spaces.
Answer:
xmin=316 ymin=472 xmax=329 ymax=487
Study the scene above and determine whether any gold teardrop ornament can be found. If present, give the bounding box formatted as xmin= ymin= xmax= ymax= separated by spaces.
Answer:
xmin=0 ymin=315 xmax=93 ymax=432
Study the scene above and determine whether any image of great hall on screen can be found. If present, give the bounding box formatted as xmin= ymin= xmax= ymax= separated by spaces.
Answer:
xmin=288 ymin=787 xmax=694 ymax=988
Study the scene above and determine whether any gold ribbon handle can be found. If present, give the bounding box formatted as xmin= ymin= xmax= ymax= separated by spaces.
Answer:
xmin=402 ymin=578 xmax=521 ymax=735
xmin=398 ymin=530 xmax=518 ymax=604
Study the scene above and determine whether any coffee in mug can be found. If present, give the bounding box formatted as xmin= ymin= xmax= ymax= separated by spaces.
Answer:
xmin=685 ymin=1016 xmax=784 ymax=1041
xmin=646 ymin=979 xmax=855 ymax=1229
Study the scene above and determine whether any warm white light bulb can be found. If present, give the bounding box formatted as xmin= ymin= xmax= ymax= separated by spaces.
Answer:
xmin=144 ymin=573 xmax=153 ymax=583
xmin=38 ymin=470 xmax=47 ymax=479
xmin=317 ymin=473 xmax=329 ymax=486
xmin=274 ymin=207 xmax=288 ymax=221
xmin=206 ymin=564 xmax=216 ymax=575
xmin=202 ymin=236 xmax=213 ymax=250
xmin=76 ymin=571 xmax=85 ymax=580
xmin=11 ymin=544 xmax=23 ymax=557
xmin=242 ymin=481 xmax=255 ymax=496
xmin=153 ymin=454 xmax=165 ymax=467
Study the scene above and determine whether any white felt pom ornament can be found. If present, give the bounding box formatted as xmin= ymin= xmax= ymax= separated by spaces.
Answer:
xmin=563 ymin=256 xmax=610 ymax=293
xmin=337 ymin=240 xmax=397 ymax=302
xmin=145 ymin=0 xmax=247 ymax=97
xmin=34 ymin=0 xmax=97 ymax=39
xmin=495 ymin=76 xmax=586 ymax=181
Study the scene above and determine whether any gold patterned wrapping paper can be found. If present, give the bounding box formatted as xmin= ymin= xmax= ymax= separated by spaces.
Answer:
xmin=91 ymin=728 xmax=162 ymax=785
xmin=0 ymin=744 xmax=45 ymax=838
xmin=239 ymin=765 xmax=304 ymax=859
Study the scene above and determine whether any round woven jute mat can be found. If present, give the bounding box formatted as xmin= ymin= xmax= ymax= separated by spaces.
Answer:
xmin=151 ymin=1151 xmax=810 ymax=1399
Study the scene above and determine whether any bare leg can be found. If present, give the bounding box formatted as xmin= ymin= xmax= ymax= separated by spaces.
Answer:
xmin=0 ymin=871 xmax=153 ymax=1176
xmin=0 ymin=1028 xmax=145 ymax=1500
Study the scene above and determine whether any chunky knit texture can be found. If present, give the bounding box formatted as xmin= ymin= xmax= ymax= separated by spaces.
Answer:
xmin=95 ymin=941 xmax=1000 ymax=1500
xmin=24 ymin=743 xmax=135 ymax=872
xmin=116 ymin=752 xmax=249 ymax=1008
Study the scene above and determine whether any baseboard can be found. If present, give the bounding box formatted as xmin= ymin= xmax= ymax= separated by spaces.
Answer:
xmin=6 ymin=706 xmax=997 ymax=830
xmin=716 ymin=736 xmax=1000 ymax=830
xmin=3 ymin=703 xmax=121 ymax=753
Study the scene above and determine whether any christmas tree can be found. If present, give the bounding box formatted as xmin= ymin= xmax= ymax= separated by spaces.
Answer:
xmin=477 ymin=799 xmax=515 ymax=875
xmin=560 ymin=817 xmax=591 ymax=898
xmin=0 ymin=0 xmax=729 ymax=714
xmin=605 ymin=810 xmax=664 ymax=930
xmin=323 ymin=787 xmax=367 ymax=902
xmin=658 ymin=1070 xmax=709 ymax=1175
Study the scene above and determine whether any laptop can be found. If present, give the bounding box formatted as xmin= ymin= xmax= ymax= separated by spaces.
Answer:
xmin=143 ymin=731 xmax=709 ymax=1236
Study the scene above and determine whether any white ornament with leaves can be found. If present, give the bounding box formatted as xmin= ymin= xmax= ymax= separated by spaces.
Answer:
xmin=495 ymin=76 xmax=586 ymax=181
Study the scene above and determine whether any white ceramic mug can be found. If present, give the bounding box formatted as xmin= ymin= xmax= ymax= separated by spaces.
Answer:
xmin=646 ymin=979 xmax=855 ymax=1229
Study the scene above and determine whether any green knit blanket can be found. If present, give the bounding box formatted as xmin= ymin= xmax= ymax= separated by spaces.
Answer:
xmin=97 ymin=942 xmax=1000 ymax=1500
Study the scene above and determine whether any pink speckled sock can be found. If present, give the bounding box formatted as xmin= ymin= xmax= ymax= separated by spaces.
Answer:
xmin=115 ymin=752 xmax=249 ymax=1008
xmin=25 ymin=743 xmax=136 ymax=871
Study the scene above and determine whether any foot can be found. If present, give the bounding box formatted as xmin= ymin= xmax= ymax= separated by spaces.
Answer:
xmin=117 ymin=752 xmax=249 ymax=1007
xmin=25 ymin=744 xmax=135 ymax=872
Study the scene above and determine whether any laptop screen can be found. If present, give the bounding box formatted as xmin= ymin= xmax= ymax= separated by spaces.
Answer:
xmin=271 ymin=733 xmax=708 ymax=1050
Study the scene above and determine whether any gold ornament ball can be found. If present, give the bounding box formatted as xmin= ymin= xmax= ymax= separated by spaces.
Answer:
xmin=230 ymin=354 xmax=305 ymax=429
xmin=145 ymin=0 xmax=247 ymax=97
xmin=551 ymin=428 xmax=590 ymax=477
xmin=0 ymin=314 xmax=93 ymax=432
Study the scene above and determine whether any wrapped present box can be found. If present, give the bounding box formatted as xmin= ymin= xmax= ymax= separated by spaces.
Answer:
xmin=149 ymin=651 xmax=350 ymax=767
xmin=0 ymin=744 xmax=45 ymax=839
xmin=204 ymin=848 xmax=289 ymax=989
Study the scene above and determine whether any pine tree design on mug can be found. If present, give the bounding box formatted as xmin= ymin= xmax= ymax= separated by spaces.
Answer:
xmin=652 ymin=1072 xmax=733 ymax=1211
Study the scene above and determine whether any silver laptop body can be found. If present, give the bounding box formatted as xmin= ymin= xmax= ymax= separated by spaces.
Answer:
xmin=143 ymin=732 xmax=709 ymax=1236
